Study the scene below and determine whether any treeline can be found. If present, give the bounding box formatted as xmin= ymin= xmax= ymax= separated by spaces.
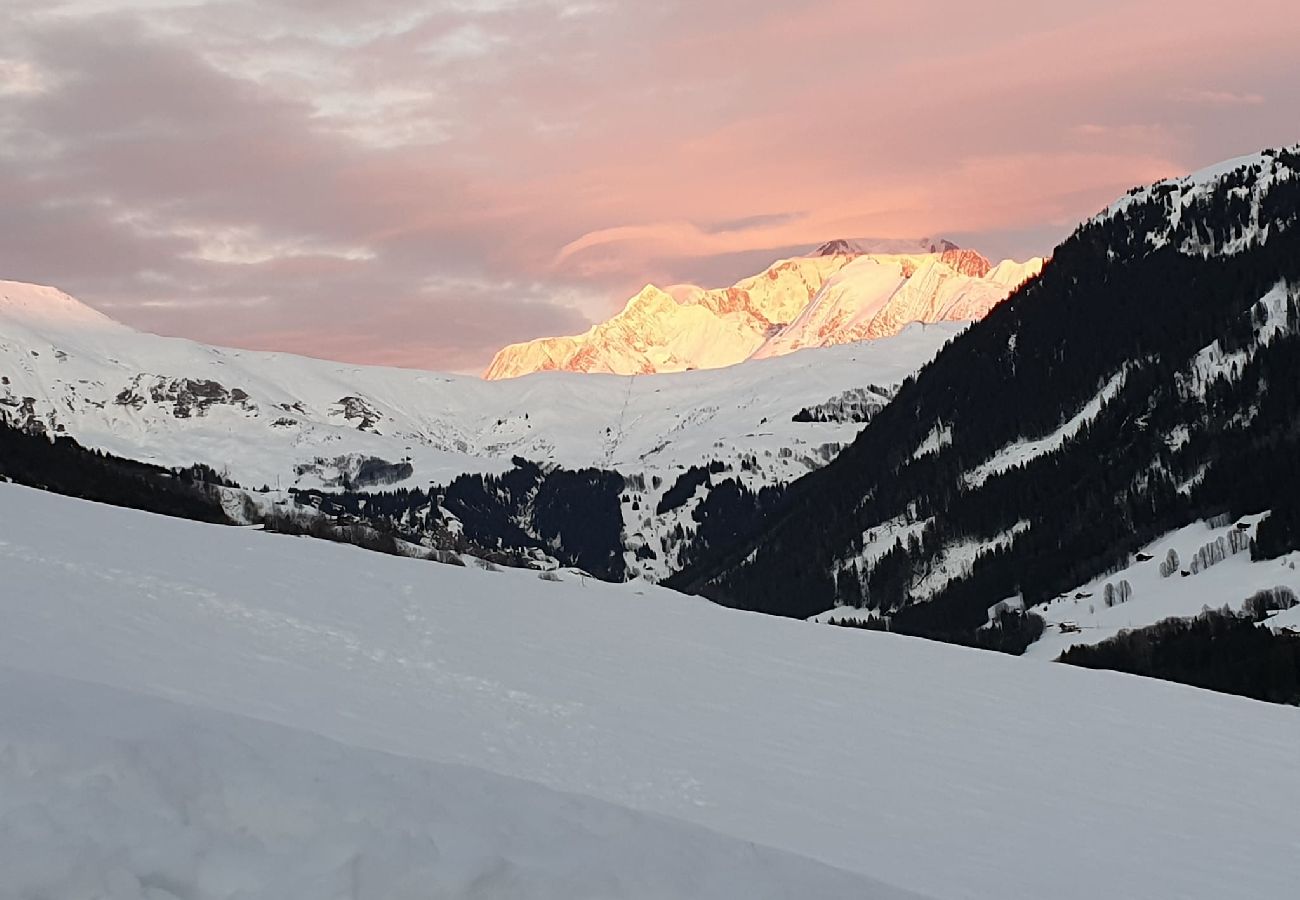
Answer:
xmin=290 ymin=456 xmax=628 ymax=580
xmin=656 ymin=461 xmax=727 ymax=515
xmin=0 ymin=414 xmax=233 ymax=524
xmin=827 ymin=607 xmax=1045 ymax=655
xmin=1059 ymin=606 xmax=1300 ymax=705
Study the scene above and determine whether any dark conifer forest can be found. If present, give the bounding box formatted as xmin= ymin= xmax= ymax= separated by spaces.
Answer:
xmin=287 ymin=457 xmax=629 ymax=580
xmin=670 ymin=149 xmax=1300 ymax=648
xmin=1059 ymin=607 xmax=1300 ymax=704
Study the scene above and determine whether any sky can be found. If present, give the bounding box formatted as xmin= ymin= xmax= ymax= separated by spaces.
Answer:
xmin=0 ymin=1 xmax=1296 ymax=373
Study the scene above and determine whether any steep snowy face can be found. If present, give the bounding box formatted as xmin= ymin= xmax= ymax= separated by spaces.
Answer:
xmin=483 ymin=242 xmax=1043 ymax=379
xmin=483 ymin=255 xmax=855 ymax=378
xmin=751 ymin=251 xmax=1043 ymax=361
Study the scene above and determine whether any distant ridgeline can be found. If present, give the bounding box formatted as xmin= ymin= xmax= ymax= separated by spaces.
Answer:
xmin=0 ymin=402 xmax=787 ymax=584
xmin=670 ymin=148 xmax=1300 ymax=645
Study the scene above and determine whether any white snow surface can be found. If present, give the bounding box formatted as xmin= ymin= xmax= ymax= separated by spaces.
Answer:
xmin=3 ymin=484 xmax=1300 ymax=900
xmin=0 ymin=665 xmax=908 ymax=900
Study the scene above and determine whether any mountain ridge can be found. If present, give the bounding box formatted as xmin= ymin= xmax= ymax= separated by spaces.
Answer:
xmin=484 ymin=240 xmax=1042 ymax=379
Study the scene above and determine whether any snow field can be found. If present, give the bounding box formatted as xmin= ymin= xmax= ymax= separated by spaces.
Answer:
xmin=2 ymin=484 xmax=1299 ymax=899
xmin=0 ymin=665 xmax=912 ymax=900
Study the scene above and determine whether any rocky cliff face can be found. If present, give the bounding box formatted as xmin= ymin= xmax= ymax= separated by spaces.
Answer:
xmin=484 ymin=241 xmax=1042 ymax=379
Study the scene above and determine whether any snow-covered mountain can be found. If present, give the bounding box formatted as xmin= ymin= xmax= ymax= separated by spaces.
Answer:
xmin=673 ymin=146 xmax=1300 ymax=644
xmin=0 ymin=278 xmax=959 ymax=579
xmin=4 ymin=483 xmax=1299 ymax=900
xmin=483 ymin=240 xmax=1042 ymax=379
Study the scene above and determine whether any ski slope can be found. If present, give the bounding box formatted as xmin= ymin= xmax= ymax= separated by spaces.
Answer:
xmin=2 ymin=484 xmax=1299 ymax=899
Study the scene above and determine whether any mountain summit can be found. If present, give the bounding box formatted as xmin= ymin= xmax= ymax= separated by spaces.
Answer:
xmin=484 ymin=240 xmax=1042 ymax=379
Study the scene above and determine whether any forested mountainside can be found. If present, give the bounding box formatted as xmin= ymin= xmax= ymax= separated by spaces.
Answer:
xmin=283 ymin=456 xmax=786 ymax=582
xmin=0 ymin=414 xmax=233 ymax=525
xmin=670 ymin=147 xmax=1300 ymax=644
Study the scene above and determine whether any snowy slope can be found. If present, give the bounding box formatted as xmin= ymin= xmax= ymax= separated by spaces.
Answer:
xmin=485 ymin=243 xmax=1041 ymax=378
xmin=0 ymin=278 xmax=956 ymax=493
xmin=3 ymin=483 xmax=1300 ymax=900
xmin=1026 ymin=514 xmax=1300 ymax=660
xmin=0 ymin=666 xmax=910 ymax=900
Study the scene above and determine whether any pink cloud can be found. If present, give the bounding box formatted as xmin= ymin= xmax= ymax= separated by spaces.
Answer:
xmin=1177 ymin=89 xmax=1266 ymax=107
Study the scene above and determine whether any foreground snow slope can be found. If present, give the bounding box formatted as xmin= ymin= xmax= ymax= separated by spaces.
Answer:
xmin=0 ymin=279 xmax=957 ymax=490
xmin=2 ymin=484 xmax=1299 ymax=899
xmin=0 ymin=666 xmax=911 ymax=900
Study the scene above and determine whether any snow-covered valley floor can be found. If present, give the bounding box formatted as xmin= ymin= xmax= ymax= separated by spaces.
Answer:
xmin=2 ymin=484 xmax=1299 ymax=899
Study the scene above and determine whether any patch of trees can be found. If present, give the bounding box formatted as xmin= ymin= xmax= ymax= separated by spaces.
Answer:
xmin=1103 ymin=580 xmax=1133 ymax=608
xmin=1242 ymin=586 xmax=1298 ymax=619
xmin=290 ymin=456 xmax=628 ymax=581
xmin=1184 ymin=532 xmax=1249 ymax=575
xmin=0 ymin=415 xmax=233 ymax=524
xmin=835 ymin=605 xmax=1045 ymax=655
xmin=973 ymin=609 xmax=1046 ymax=655
xmin=827 ymin=615 xmax=889 ymax=631
xmin=792 ymin=386 xmax=893 ymax=423
xmin=353 ymin=456 xmax=414 ymax=488
xmin=656 ymin=461 xmax=726 ymax=515
xmin=675 ymin=478 xmax=785 ymax=571
xmin=1253 ymin=494 xmax=1300 ymax=561
xmin=1058 ymin=607 xmax=1300 ymax=705
xmin=262 ymin=507 xmax=403 ymax=557
xmin=530 ymin=468 xmax=626 ymax=580
xmin=1158 ymin=549 xmax=1181 ymax=578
